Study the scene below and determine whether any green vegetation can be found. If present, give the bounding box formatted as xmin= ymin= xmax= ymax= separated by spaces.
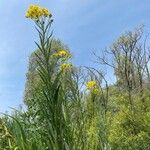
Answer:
xmin=1 ymin=5 xmax=150 ymax=150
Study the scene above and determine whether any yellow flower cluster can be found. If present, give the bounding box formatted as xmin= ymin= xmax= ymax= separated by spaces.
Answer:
xmin=86 ymin=80 xmax=100 ymax=95
xmin=61 ymin=63 xmax=72 ymax=71
xmin=86 ymin=80 xmax=97 ymax=90
xmin=25 ymin=5 xmax=51 ymax=19
xmin=54 ymin=50 xmax=71 ymax=59
xmin=92 ymin=88 xmax=100 ymax=95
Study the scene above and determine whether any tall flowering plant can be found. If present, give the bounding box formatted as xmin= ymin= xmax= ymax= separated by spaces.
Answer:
xmin=26 ymin=5 xmax=74 ymax=149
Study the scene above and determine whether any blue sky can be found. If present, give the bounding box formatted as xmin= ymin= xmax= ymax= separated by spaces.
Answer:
xmin=0 ymin=0 xmax=150 ymax=112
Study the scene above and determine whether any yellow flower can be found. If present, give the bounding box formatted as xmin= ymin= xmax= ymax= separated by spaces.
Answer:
xmin=25 ymin=5 xmax=51 ymax=19
xmin=86 ymin=80 xmax=100 ymax=95
xmin=54 ymin=50 xmax=71 ymax=59
xmin=61 ymin=64 xmax=72 ymax=71
xmin=92 ymin=88 xmax=100 ymax=95
xmin=86 ymin=80 xmax=97 ymax=90
xmin=42 ymin=8 xmax=50 ymax=16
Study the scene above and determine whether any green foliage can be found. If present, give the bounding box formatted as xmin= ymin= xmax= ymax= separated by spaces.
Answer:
xmin=24 ymin=38 xmax=70 ymax=107
xmin=1 ymin=6 xmax=150 ymax=150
